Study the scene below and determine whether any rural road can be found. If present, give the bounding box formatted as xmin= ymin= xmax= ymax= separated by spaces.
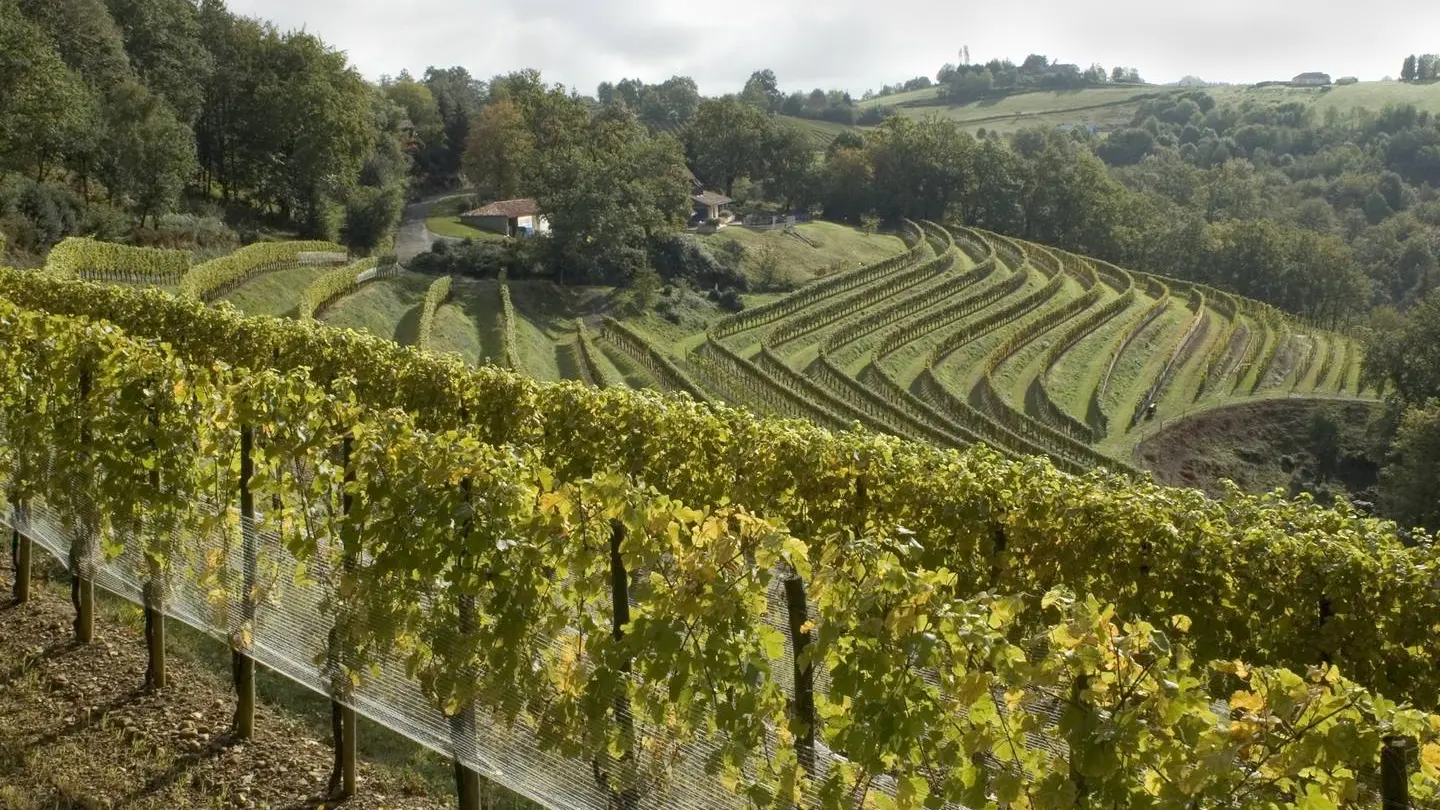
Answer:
xmin=394 ymin=194 xmax=467 ymax=265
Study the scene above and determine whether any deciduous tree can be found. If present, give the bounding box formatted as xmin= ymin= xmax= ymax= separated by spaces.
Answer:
xmin=461 ymin=99 xmax=534 ymax=199
xmin=684 ymin=98 xmax=770 ymax=196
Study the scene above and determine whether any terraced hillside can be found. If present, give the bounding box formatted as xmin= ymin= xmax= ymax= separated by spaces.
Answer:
xmin=661 ymin=222 xmax=1374 ymax=474
xmin=77 ymin=231 xmax=1374 ymax=475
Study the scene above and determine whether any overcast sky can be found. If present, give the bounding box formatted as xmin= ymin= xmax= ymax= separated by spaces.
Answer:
xmin=225 ymin=0 xmax=1438 ymax=95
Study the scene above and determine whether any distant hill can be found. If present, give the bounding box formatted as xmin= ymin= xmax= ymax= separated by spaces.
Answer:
xmin=783 ymin=80 xmax=1440 ymax=145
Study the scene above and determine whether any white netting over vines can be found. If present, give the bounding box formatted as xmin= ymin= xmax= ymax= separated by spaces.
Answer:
xmin=5 ymin=477 xmax=1418 ymax=810
xmin=6 ymin=486 xmax=871 ymax=810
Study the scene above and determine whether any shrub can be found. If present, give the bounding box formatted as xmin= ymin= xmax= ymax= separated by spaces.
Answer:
xmin=648 ymin=233 xmax=748 ymax=293
xmin=341 ymin=185 xmax=404 ymax=254
xmin=2 ymin=178 xmax=82 ymax=252
xmin=79 ymin=203 xmax=133 ymax=242
xmin=409 ymin=239 xmax=525 ymax=279
xmin=296 ymin=257 xmax=379 ymax=319
xmin=133 ymin=213 xmax=237 ymax=250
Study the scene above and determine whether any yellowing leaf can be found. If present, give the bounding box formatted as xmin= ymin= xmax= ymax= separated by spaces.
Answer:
xmin=1229 ymin=690 xmax=1264 ymax=715
xmin=1421 ymin=742 xmax=1440 ymax=777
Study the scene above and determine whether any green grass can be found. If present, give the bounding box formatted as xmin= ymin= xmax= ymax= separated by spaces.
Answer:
xmin=425 ymin=217 xmax=507 ymax=240
xmin=217 ymin=264 xmax=332 ymax=318
xmin=191 ymin=217 xmax=1377 ymax=483
xmin=698 ymin=222 xmax=906 ymax=287
xmin=1099 ymin=303 xmax=1187 ymax=446
xmin=319 ymin=272 xmax=504 ymax=363
xmin=424 ymin=195 xmax=515 ymax=240
xmin=429 ymin=301 xmax=485 ymax=364
xmin=842 ymin=81 xmax=1440 ymax=141
xmin=506 ymin=280 xmax=615 ymax=381
xmin=992 ymin=280 xmax=1106 ymax=406
xmin=1049 ymin=293 xmax=1154 ymax=419
xmin=320 ymin=271 xmax=435 ymax=345
xmin=885 ymin=86 xmax=1160 ymax=134
xmin=856 ymin=86 xmax=947 ymax=108
xmin=1210 ymin=80 xmax=1440 ymax=116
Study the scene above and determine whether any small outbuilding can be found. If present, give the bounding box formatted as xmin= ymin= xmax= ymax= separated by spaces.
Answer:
xmin=692 ymin=191 xmax=733 ymax=222
xmin=458 ymin=198 xmax=549 ymax=237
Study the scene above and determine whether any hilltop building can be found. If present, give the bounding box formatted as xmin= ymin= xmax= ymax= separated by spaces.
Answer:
xmin=459 ymin=198 xmax=549 ymax=238
xmin=1291 ymin=72 xmax=1332 ymax=86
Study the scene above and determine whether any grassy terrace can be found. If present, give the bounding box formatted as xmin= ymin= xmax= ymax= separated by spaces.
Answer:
xmin=160 ymin=221 xmax=1375 ymax=474
xmin=698 ymin=222 xmax=907 ymax=286
xmin=218 ymin=264 xmax=332 ymax=317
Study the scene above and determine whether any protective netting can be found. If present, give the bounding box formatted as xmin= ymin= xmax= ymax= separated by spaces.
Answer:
xmin=6 ymin=481 xmax=850 ymax=810
xmin=6 ymin=475 xmax=1421 ymax=810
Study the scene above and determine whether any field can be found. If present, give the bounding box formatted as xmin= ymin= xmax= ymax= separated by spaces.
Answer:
xmin=698 ymin=222 xmax=907 ymax=286
xmin=787 ymin=80 xmax=1440 ymax=144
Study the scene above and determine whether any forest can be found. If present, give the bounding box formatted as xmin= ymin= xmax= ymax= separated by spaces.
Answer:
xmin=6 ymin=0 xmax=1440 ymax=527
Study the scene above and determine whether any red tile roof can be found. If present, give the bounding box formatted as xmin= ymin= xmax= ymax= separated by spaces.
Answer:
xmin=464 ymin=198 xmax=541 ymax=217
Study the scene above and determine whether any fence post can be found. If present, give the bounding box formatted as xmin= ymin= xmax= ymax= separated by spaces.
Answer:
xmin=144 ymin=401 xmax=167 ymax=690
xmin=451 ymin=475 xmax=482 ymax=810
xmin=1381 ymin=736 xmax=1411 ymax=810
xmin=451 ymin=596 xmax=481 ymax=810
xmin=11 ymin=510 xmax=30 ymax=603
xmin=232 ymin=425 xmax=256 ymax=739
xmin=598 ymin=519 xmax=638 ymax=810
xmin=73 ymin=366 xmax=95 ymax=644
xmin=328 ymin=435 xmax=358 ymax=799
xmin=783 ymin=574 xmax=816 ymax=776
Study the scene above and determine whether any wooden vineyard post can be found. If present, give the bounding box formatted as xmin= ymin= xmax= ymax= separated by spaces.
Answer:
xmin=451 ymin=477 xmax=480 ymax=810
xmin=144 ymin=402 xmax=166 ymax=690
xmin=232 ymin=425 xmax=257 ymax=740
xmin=452 ymin=585 xmax=481 ymax=810
xmin=595 ymin=519 xmax=638 ymax=810
xmin=1381 ymin=736 xmax=1411 ymax=810
xmin=73 ymin=366 xmax=95 ymax=644
xmin=327 ymin=435 xmax=357 ymax=800
xmin=783 ymin=573 xmax=816 ymax=777
xmin=1067 ymin=674 xmax=1091 ymax=809
xmin=12 ymin=513 xmax=31 ymax=603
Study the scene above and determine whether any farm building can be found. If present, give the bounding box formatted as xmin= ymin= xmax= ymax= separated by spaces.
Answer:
xmin=692 ymin=191 xmax=733 ymax=222
xmin=458 ymin=198 xmax=549 ymax=237
xmin=1291 ymin=72 xmax=1332 ymax=86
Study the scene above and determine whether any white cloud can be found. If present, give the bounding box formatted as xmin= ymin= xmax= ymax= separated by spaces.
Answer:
xmin=224 ymin=0 xmax=1440 ymax=93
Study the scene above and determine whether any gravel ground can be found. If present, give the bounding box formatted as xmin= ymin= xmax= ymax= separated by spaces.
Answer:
xmin=0 ymin=556 xmax=452 ymax=810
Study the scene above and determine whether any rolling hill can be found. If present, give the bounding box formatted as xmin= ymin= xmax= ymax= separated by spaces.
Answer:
xmin=785 ymin=80 xmax=1440 ymax=143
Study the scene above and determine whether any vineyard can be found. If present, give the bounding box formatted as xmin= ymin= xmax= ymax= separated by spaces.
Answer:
xmin=667 ymin=221 xmax=1372 ymax=473
xmin=37 ymin=220 xmax=1357 ymax=479
xmin=1 ymin=243 xmax=1438 ymax=810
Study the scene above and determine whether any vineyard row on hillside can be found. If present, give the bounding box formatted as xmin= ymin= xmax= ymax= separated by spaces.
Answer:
xmin=0 ymin=290 xmax=1437 ymax=810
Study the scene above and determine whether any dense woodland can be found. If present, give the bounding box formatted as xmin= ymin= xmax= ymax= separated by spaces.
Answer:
xmin=6 ymin=0 xmax=1440 ymax=525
